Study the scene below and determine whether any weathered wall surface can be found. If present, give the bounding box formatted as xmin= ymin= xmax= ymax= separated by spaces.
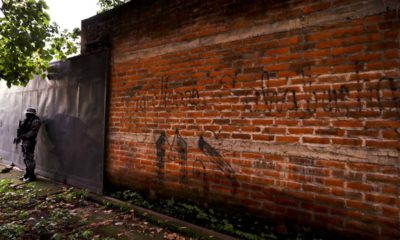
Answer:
xmin=82 ymin=0 xmax=400 ymax=238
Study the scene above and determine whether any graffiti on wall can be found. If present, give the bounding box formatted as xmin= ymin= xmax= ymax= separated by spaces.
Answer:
xmin=156 ymin=129 xmax=188 ymax=184
xmin=237 ymin=70 xmax=399 ymax=114
xmin=155 ymin=130 xmax=238 ymax=194
xmin=126 ymin=77 xmax=205 ymax=112
xmin=195 ymin=135 xmax=237 ymax=193
xmin=126 ymin=67 xmax=399 ymax=115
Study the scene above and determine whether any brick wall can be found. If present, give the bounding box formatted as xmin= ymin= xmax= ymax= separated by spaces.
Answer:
xmin=82 ymin=0 xmax=400 ymax=238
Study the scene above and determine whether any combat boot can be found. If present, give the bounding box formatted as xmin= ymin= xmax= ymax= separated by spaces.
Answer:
xmin=23 ymin=176 xmax=36 ymax=182
xmin=19 ymin=173 xmax=28 ymax=180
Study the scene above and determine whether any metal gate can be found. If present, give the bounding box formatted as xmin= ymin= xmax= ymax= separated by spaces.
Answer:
xmin=0 ymin=51 xmax=108 ymax=194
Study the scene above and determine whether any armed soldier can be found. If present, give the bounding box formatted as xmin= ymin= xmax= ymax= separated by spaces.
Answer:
xmin=13 ymin=107 xmax=41 ymax=182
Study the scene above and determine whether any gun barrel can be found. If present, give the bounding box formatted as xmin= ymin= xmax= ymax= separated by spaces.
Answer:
xmin=14 ymin=120 xmax=23 ymax=145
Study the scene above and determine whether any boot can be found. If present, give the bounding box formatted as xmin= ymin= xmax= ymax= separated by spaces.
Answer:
xmin=23 ymin=169 xmax=36 ymax=182
xmin=23 ymin=175 xmax=36 ymax=182
xmin=19 ymin=173 xmax=28 ymax=180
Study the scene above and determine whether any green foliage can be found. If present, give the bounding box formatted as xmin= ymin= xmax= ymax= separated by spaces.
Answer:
xmin=50 ymin=209 xmax=80 ymax=225
xmin=97 ymin=0 xmax=129 ymax=13
xmin=0 ymin=0 xmax=80 ymax=87
xmin=112 ymin=190 xmax=328 ymax=240
xmin=112 ymin=190 xmax=273 ymax=239
xmin=0 ymin=223 xmax=24 ymax=240
xmin=63 ymin=187 xmax=89 ymax=202
xmin=2 ymin=178 xmax=186 ymax=239
xmin=32 ymin=217 xmax=53 ymax=235
xmin=0 ymin=179 xmax=12 ymax=193
xmin=68 ymin=230 xmax=96 ymax=240
xmin=0 ymin=181 xmax=84 ymax=238
xmin=113 ymin=189 xmax=153 ymax=209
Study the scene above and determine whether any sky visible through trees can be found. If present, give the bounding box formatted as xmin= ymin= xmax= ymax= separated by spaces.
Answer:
xmin=0 ymin=0 xmax=126 ymax=87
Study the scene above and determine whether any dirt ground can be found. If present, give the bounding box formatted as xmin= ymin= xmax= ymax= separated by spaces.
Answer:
xmin=0 ymin=166 xmax=194 ymax=240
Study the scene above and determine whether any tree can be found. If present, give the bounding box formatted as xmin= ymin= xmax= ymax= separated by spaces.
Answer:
xmin=0 ymin=0 xmax=79 ymax=87
xmin=97 ymin=0 xmax=129 ymax=13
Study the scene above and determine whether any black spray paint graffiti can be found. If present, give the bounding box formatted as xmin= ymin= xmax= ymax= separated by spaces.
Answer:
xmin=127 ymin=77 xmax=204 ymax=112
xmin=196 ymin=136 xmax=237 ymax=194
xmin=160 ymin=77 xmax=202 ymax=109
xmin=155 ymin=131 xmax=237 ymax=194
xmin=126 ymin=64 xmax=399 ymax=115
xmin=155 ymin=129 xmax=188 ymax=184
xmin=236 ymin=70 xmax=400 ymax=114
xmin=155 ymin=131 xmax=167 ymax=182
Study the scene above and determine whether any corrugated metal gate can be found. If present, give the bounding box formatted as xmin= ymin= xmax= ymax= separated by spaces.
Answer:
xmin=0 ymin=51 xmax=108 ymax=194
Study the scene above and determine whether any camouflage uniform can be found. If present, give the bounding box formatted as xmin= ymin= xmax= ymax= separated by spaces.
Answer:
xmin=20 ymin=109 xmax=41 ymax=181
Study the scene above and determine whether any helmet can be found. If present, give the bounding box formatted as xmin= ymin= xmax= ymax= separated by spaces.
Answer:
xmin=24 ymin=107 xmax=37 ymax=115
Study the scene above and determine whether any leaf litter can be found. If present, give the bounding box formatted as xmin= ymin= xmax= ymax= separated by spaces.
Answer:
xmin=0 ymin=179 xmax=193 ymax=240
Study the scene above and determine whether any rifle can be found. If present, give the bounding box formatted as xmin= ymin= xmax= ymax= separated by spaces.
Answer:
xmin=13 ymin=120 xmax=23 ymax=148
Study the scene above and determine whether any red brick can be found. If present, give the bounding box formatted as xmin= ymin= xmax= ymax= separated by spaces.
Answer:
xmin=315 ymin=194 xmax=345 ymax=207
xmin=252 ymin=119 xmax=274 ymax=125
xmin=277 ymin=53 xmax=302 ymax=62
xmin=253 ymin=134 xmax=274 ymax=141
xmin=347 ymin=182 xmax=374 ymax=192
xmin=307 ymin=31 xmax=334 ymax=41
xmin=331 ymin=45 xmax=364 ymax=55
xmin=275 ymin=119 xmax=299 ymax=126
xmin=263 ymin=127 xmax=286 ymax=134
xmin=366 ymin=140 xmax=399 ymax=149
xmin=365 ymin=193 xmax=397 ymax=205
xmin=266 ymin=47 xmax=290 ymax=55
xmin=322 ymin=178 xmax=345 ymax=188
xmin=382 ymin=130 xmax=400 ymax=139
xmin=366 ymin=173 xmax=398 ymax=185
xmin=301 ymin=203 xmax=329 ymax=214
xmin=315 ymin=213 xmax=344 ymax=227
xmin=332 ymin=120 xmax=363 ymax=128
xmin=366 ymin=120 xmax=400 ymax=128
xmin=317 ymin=39 xmax=344 ymax=48
xmin=346 ymin=200 xmax=379 ymax=212
xmin=303 ymin=184 xmax=330 ymax=194
xmin=276 ymin=136 xmax=300 ymax=143
xmin=345 ymin=220 xmax=379 ymax=234
xmin=382 ymin=206 xmax=399 ymax=218
xmin=330 ymin=208 xmax=362 ymax=220
xmin=232 ymin=133 xmax=251 ymax=139
xmin=303 ymin=137 xmax=330 ymax=144
xmin=346 ymin=130 xmax=379 ymax=138
xmin=242 ymin=152 xmax=263 ymax=159
xmin=314 ymin=160 xmax=345 ymax=169
xmin=334 ymin=26 xmax=365 ymax=37
xmin=264 ymin=63 xmax=290 ymax=71
xmin=279 ymin=36 xmax=301 ymax=46
xmin=331 ymin=189 xmax=362 ymax=200
xmin=315 ymin=128 xmax=344 ymax=136
xmin=303 ymin=119 xmax=330 ymax=126
xmin=332 ymin=138 xmax=362 ymax=146
xmin=288 ymin=128 xmax=314 ymax=134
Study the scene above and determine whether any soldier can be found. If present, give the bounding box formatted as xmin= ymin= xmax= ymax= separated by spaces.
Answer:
xmin=15 ymin=107 xmax=41 ymax=182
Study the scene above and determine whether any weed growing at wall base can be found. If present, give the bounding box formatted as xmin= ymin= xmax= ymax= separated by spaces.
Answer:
xmin=111 ymin=189 xmax=327 ymax=240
